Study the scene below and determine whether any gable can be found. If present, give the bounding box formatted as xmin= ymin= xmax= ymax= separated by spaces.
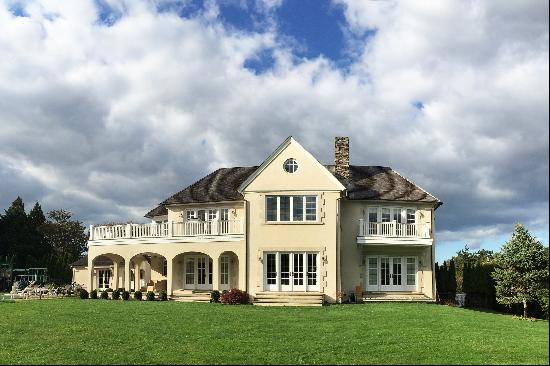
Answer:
xmin=239 ymin=137 xmax=345 ymax=193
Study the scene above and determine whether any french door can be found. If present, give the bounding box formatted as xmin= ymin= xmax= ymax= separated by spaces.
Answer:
xmin=97 ymin=269 xmax=111 ymax=290
xmin=366 ymin=256 xmax=417 ymax=292
xmin=264 ymin=252 xmax=319 ymax=292
xmin=184 ymin=255 xmax=213 ymax=290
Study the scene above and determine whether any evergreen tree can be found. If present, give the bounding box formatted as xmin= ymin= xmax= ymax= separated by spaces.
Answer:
xmin=0 ymin=197 xmax=37 ymax=268
xmin=492 ymin=224 xmax=549 ymax=317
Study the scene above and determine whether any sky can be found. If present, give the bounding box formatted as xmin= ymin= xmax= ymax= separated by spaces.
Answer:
xmin=0 ymin=0 xmax=548 ymax=261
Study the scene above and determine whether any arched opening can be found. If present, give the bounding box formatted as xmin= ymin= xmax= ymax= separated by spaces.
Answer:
xmin=172 ymin=252 xmax=213 ymax=292
xmin=219 ymin=251 xmax=239 ymax=291
xmin=130 ymin=252 xmax=168 ymax=292
xmin=91 ymin=253 xmax=125 ymax=291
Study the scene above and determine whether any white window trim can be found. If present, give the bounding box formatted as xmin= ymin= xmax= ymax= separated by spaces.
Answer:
xmin=366 ymin=206 xmax=417 ymax=223
xmin=185 ymin=207 xmax=232 ymax=221
xmin=266 ymin=195 xmax=318 ymax=223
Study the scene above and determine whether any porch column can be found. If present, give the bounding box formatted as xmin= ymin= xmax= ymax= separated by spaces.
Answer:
xmin=167 ymin=258 xmax=173 ymax=296
xmin=212 ymin=255 xmax=219 ymax=291
xmin=88 ymin=257 xmax=94 ymax=292
xmin=124 ymin=259 xmax=131 ymax=291
xmin=134 ymin=261 xmax=140 ymax=291
xmin=113 ymin=261 xmax=119 ymax=290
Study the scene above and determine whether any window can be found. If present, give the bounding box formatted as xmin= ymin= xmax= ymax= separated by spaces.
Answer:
xmin=163 ymin=260 xmax=167 ymax=277
xmin=283 ymin=158 xmax=298 ymax=173
xmin=208 ymin=209 xmax=218 ymax=221
xmin=368 ymin=257 xmax=378 ymax=285
xmin=367 ymin=208 xmax=378 ymax=223
xmin=381 ymin=208 xmax=391 ymax=222
xmin=406 ymin=257 xmax=416 ymax=285
xmin=279 ymin=196 xmax=290 ymax=221
xmin=392 ymin=208 xmax=402 ymax=223
xmin=307 ymin=253 xmax=317 ymax=286
xmin=407 ymin=209 xmax=415 ymax=224
xmin=220 ymin=256 xmax=229 ymax=285
xmin=186 ymin=210 xmax=197 ymax=221
xmin=220 ymin=208 xmax=229 ymax=221
xmin=197 ymin=210 xmax=206 ymax=221
xmin=265 ymin=195 xmax=317 ymax=222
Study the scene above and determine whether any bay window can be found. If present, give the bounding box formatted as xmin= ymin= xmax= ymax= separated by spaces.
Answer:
xmin=265 ymin=195 xmax=317 ymax=222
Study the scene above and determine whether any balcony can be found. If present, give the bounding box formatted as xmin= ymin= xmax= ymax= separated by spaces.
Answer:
xmin=357 ymin=219 xmax=432 ymax=245
xmin=89 ymin=220 xmax=243 ymax=242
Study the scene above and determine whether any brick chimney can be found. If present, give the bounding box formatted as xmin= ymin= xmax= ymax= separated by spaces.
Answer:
xmin=334 ymin=137 xmax=350 ymax=179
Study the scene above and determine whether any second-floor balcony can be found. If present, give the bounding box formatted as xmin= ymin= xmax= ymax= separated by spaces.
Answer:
xmin=357 ymin=219 xmax=432 ymax=245
xmin=89 ymin=220 xmax=243 ymax=241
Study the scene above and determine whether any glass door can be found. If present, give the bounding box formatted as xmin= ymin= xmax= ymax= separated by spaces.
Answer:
xmin=184 ymin=257 xmax=195 ymax=289
xmin=264 ymin=253 xmax=278 ymax=291
xmin=391 ymin=257 xmax=402 ymax=286
xmin=98 ymin=269 xmax=111 ymax=290
xmin=220 ymin=256 xmax=230 ymax=291
xmin=197 ymin=257 xmax=208 ymax=290
xmin=280 ymin=253 xmax=292 ymax=291
xmin=292 ymin=253 xmax=306 ymax=291
xmin=306 ymin=253 xmax=319 ymax=292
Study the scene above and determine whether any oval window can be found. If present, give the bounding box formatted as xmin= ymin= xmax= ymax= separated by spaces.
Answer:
xmin=283 ymin=158 xmax=298 ymax=173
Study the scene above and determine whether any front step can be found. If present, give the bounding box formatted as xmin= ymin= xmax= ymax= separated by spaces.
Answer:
xmin=171 ymin=289 xmax=212 ymax=303
xmin=253 ymin=292 xmax=324 ymax=306
xmin=363 ymin=292 xmax=434 ymax=302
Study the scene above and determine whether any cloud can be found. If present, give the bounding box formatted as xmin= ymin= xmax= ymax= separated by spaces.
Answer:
xmin=0 ymin=0 xmax=547 ymax=255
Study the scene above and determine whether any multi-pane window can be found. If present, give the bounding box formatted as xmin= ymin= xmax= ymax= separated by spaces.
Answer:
xmin=220 ymin=208 xmax=229 ymax=221
xmin=283 ymin=158 xmax=299 ymax=173
xmin=368 ymin=257 xmax=378 ymax=285
xmin=406 ymin=209 xmax=415 ymax=224
xmin=265 ymin=195 xmax=317 ymax=222
xmin=381 ymin=208 xmax=391 ymax=222
xmin=266 ymin=254 xmax=277 ymax=285
xmin=279 ymin=196 xmax=291 ymax=221
xmin=368 ymin=208 xmax=378 ymax=223
xmin=307 ymin=253 xmax=317 ymax=286
xmin=208 ymin=209 xmax=218 ymax=221
xmin=406 ymin=257 xmax=416 ymax=285
xmin=392 ymin=208 xmax=402 ymax=223
xmin=186 ymin=210 xmax=197 ymax=220
xmin=220 ymin=256 xmax=229 ymax=285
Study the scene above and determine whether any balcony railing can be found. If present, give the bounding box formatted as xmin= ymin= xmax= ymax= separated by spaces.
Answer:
xmin=358 ymin=219 xmax=431 ymax=239
xmin=89 ymin=220 xmax=243 ymax=240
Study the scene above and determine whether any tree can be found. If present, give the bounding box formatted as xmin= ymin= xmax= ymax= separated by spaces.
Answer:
xmin=492 ymin=224 xmax=549 ymax=318
xmin=40 ymin=209 xmax=87 ymax=283
xmin=0 ymin=197 xmax=38 ymax=268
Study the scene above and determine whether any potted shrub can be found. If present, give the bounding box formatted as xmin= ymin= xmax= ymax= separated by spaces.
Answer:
xmin=146 ymin=291 xmax=155 ymax=301
xmin=79 ymin=289 xmax=89 ymax=299
xmin=159 ymin=291 xmax=168 ymax=301
xmin=220 ymin=288 xmax=249 ymax=305
xmin=112 ymin=289 xmax=121 ymax=300
xmin=134 ymin=290 xmax=142 ymax=301
xmin=100 ymin=290 xmax=109 ymax=299
xmin=210 ymin=290 xmax=221 ymax=303
xmin=90 ymin=289 xmax=98 ymax=299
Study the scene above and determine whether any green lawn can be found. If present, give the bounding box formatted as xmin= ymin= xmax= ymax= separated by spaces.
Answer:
xmin=0 ymin=299 xmax=548 ymax=365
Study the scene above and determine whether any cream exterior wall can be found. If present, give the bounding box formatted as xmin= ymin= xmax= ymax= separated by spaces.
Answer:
xmin=340 ymin=199 xmax=436 ymax=298
xmin=242 ymin=139 xmax=344 ymax=303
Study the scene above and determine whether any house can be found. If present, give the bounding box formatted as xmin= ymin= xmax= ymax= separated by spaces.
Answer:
xmin=74 ymin=136 xmax=441 ymax=304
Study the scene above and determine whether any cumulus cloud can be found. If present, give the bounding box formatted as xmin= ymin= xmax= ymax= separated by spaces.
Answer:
xmin=0 ymin=0 xmax=547 ymax=253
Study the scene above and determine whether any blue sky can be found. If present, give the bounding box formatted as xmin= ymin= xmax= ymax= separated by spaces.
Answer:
xmin=0 ymin=0 xmax=548 ymax=262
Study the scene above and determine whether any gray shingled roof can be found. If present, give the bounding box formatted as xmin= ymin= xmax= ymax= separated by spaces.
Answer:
xmin=71 ymin=255 xmax=114 ymax=267
xmin=145 ymin=165 xmax=440 ymax=218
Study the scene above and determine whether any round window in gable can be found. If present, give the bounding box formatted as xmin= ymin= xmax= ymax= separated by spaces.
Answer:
xmin=283 ymin=158 xmax=298 ymax=173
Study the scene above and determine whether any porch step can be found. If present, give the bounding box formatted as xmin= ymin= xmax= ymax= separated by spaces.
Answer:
xmin=171 ymin=289 xmax=212 ymax=302
xmin=363 ymin=292 xmax=434 ymax=302
xmin=253 ymin=292 xmax=324 ymax=306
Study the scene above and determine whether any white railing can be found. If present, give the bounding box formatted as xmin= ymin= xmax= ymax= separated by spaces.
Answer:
xmin=89 ymin=220 xmax=243 ymax=240
xmin=172 ymin=220 xmax=242 ymax=237
xmin=358 ymin=220 xmax=431 ymax=239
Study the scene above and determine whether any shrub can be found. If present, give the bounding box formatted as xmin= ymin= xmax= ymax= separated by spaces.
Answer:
xmin=159 ymin=291 xmax=168 ymax=301
xmin=100 ymin=290 xmax=109 ymax=300
xmin=90 ymin=289 xmax=98 ymax=299
xmin=146 ymin=291 xmax=155 ymax=301
xmin=220 ymin=288 xmax=249 ymax=305
xmin=112 ymin=289 xmax=121 ymax=300
xmin=106 ymin=288 xmax=113 ymax=292
xmin=134 ymin=291 xmax=142 ymax=301
xmin=121 ymin=291 xmax=130 ymax=301
xmin=211 ymin=290 xmax=221 ymax=303
xmin=79 ymin=289 xmax=89 ymax=299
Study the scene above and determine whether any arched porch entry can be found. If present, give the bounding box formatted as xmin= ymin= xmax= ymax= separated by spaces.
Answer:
xmin=129 ymin=252 xmax=168 ymax=292
xmin=90 ymin=253 xmax=125 ymax=291
xmin=219 ymin=251 xmax=239 ymax=291
xmin=172 ymin=252 xmax=214 ymax=291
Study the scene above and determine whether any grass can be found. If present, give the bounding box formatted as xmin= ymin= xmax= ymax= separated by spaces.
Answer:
xmin=0 ymin=299 xmax=548 ymax=365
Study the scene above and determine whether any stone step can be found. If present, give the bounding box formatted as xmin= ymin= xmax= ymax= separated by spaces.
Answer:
xmin=254 ymin=298 xmax=323 ymax=304
xmin=254 ymin=302 xmax=323 ymax=307
xmin=171 ymin=296 xmax=211 ymax=302
xmin=253 ymin=292 xmax=324 ymax=307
